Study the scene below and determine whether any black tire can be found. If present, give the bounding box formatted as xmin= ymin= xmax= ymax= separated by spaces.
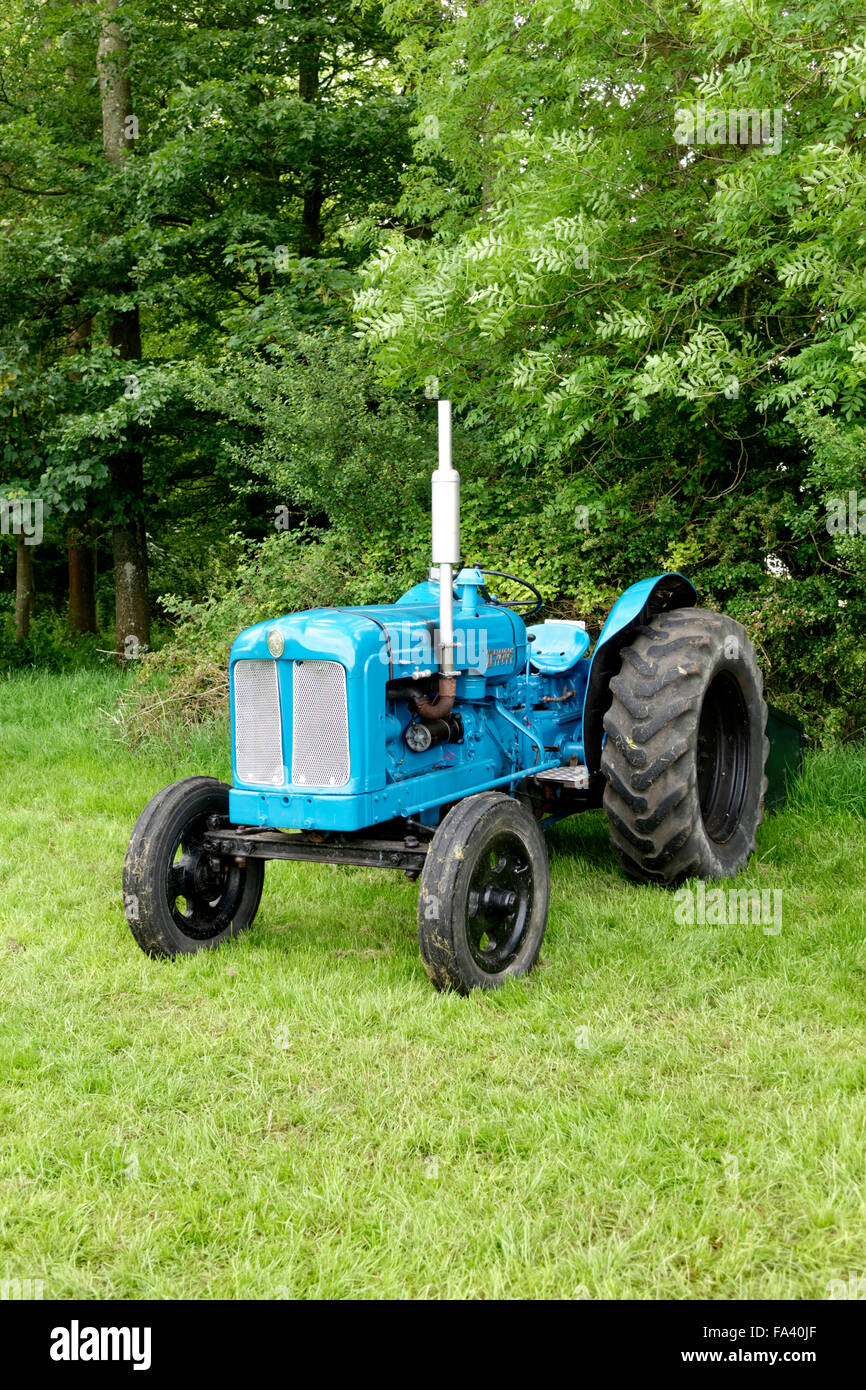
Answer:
xmin=417 ymin=791 xmax=550 ymax=994
xmin=600 ymin=607 xmax=768 ymax=885
xmin=123 ymin=776 xmax=265 ymax=957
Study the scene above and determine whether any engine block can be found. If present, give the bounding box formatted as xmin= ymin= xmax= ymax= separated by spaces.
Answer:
xmin=227 ymin=572 xmax=591 ymax=833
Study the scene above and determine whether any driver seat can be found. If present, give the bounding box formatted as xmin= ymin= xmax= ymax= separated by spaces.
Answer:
xmin=527 ymin=620 xmax=590 ymax=675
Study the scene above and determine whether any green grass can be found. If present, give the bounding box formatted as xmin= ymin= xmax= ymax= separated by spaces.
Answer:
xmin=1 ymin=669 xmax=865 ymax=1299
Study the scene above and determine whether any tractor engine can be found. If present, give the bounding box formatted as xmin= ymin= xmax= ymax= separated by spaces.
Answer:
xmin=227 ymin=579 xmax=591 ymax=833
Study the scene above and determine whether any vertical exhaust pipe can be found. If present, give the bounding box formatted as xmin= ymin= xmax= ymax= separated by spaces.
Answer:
xmin=416 ymin=399 xmax=460 ymax=720
xmin=432 ymin=399 xmax=459 ymax=677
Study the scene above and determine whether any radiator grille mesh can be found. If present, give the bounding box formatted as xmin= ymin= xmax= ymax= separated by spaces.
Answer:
xmin=291 ymin=660 xmax=350 ymax=787
xmin=233 ymin=659 xmax=284 ymax=786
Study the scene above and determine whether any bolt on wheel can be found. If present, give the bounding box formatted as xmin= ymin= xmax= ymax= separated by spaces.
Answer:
xmin=417 ymin=791 xmax=550 ymax=993
xmin=124 ymin=777 xmax=264 ymax=957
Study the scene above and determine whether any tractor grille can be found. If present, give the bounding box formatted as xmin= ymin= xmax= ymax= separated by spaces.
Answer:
xmin=291 ymin=659 xmax=350 ymax=788
xmin=233 ymin=659 xmax=284 ymax=785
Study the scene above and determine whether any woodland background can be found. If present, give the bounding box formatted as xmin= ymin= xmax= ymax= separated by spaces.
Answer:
xmin=1 ymin=1 xmax=865 ymax=741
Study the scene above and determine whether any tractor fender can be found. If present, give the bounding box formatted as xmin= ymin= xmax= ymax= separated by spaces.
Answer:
xmin=582 ymin=572 xmax=697 ymax=775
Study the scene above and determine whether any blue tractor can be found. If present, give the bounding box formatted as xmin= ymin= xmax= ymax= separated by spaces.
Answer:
xmin=124 ymin=402 xmax=778 ymax=993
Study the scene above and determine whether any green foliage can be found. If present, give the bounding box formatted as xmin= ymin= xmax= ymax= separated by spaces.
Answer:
xmin=2 ymin=0 xmax=864 ymax=742
xmin=0 ymin=0 xmax=413 ymax=623
xmin=367 ymin=1 xmax=866 ymax=438
xmin=0 ymin=595 xmax=107 ymax=673
xmin=188 ymin=332 xmax=435 ymax=540
xmin=352 ymin=0 xmax=866 ymax=739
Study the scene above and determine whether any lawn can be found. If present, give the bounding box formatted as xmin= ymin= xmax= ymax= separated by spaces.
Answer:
xmin=1 ymin=668 xmax=864 ymax=1299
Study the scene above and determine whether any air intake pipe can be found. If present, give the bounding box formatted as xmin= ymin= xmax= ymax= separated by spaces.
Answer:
xmin=414 ymin=399 xmax=460 ymax=720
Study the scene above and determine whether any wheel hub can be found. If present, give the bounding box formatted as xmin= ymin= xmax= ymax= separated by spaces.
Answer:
xmin=697 ymin=670 xmax=750 ymax=843
xmin=474 ymin=884 xmax=518 ymax=915
xmin=465 ymin=834 xmax=534 ymax=973
xmin=166 ymin=817 xmax=248 ymax=940
xmin=174 ymin=847 xmax=220 ymax=899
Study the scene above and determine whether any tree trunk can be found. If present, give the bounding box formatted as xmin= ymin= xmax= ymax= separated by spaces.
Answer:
xmin=106 ymin=302 xmax=149 ymax=659
xmin=97 ymin=3 xmax=136 ymax=166
xmin=112 ymin=504 xmax=149 ymax=659
xmin=97 ymin=1 xmax=150 ymax=661
xmin=66 ymin=312 xmax=96 ymax=633
xmin=298 ymin=44 xmax=323 ymax=258
xmin=15 ymin=535 xmax=34 ymax=642
xmin=67 ymin=527 xmax=97 ymax=634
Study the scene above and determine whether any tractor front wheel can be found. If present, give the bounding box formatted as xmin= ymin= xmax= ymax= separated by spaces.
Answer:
xmin=417 ymin=792 xmax=550 ymax=993
xmin=123 ymin=777 xmax=264 ymax=956
xmin=601 ymin=607 xmax=768 ymax=885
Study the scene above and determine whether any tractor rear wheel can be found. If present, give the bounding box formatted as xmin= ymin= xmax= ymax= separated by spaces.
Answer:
xmin=123 ymin=776 xmax=265 ymax=956
xmin=600 ymin=607 xmax=768 ymax=885
xmin=417 ymin=792 xmax=550 ymax=993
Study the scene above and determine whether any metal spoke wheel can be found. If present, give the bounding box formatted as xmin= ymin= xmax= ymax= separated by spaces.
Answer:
xmin=124 ymin=777 xmax=264 ymax=956
xmin=417 ymin=791 xmax=550 ymax=993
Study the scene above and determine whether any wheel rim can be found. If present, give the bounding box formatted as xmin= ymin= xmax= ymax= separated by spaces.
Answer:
xmin=696 ymin=671 xmax=751 ymax=843
xmin=465 ymin=831 xmax=534 ymax=973
xmin=166 ymin=810 xmax=248 ymax=941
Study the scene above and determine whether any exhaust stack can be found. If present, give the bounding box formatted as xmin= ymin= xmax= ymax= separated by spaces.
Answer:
xmin=432 ymin=399 xmax=460 ymax=678
xmin=416 ymin=400 xmax=460 ymax=720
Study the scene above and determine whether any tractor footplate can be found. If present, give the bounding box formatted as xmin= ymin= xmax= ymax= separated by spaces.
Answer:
xmin=532 ymin=764 xmax=590 ymax=790
xmin=202 ymin=827 xmax=430 ymax=873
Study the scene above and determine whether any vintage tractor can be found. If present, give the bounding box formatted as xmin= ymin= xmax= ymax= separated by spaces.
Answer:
xmin=124 ymin=401 xmax=789 ymax=994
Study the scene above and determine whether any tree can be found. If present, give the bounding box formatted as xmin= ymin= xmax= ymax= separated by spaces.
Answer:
xmin=97 ymin=0 xmax=149 ymax=658
xmin=14 ymin=534 xmax=34 ymax=641
xmin=354 ymin=0 xmax=866 ymax=735
xmin=0 ymin=0 xmax=412 ymax=654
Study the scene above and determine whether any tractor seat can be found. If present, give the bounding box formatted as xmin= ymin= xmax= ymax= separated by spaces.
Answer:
xmin=526 ymin=620 xmax=590 ymax=674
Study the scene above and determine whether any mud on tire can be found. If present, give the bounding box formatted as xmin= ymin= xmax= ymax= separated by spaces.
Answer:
xmin=417 ymin=791 xmax=550 ymax=994
xmin=600 ymin=607 xmax=769 ymax=886
xmin=123 ymin=776 xmax=265 ymax=957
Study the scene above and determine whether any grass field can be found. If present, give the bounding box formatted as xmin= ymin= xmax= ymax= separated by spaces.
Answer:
xmin=1 ymin=668 xmax=865 ymax=1299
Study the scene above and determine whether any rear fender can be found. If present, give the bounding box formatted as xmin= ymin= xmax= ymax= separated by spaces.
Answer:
xmin=582 ymin=573 xmax=697 ymax=775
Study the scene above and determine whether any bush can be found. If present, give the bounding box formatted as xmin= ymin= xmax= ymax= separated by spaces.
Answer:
xmin=114 ymin=528 xmax=362 ymax=744
xmin=0 ymin=598 xmax=109 ymax=673
xmin=115 ymin=341 xmax=865 ymax=747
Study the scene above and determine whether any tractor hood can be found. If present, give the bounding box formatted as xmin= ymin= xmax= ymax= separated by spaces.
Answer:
xmin=229 ymin=579 xmax=526 ymax=681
